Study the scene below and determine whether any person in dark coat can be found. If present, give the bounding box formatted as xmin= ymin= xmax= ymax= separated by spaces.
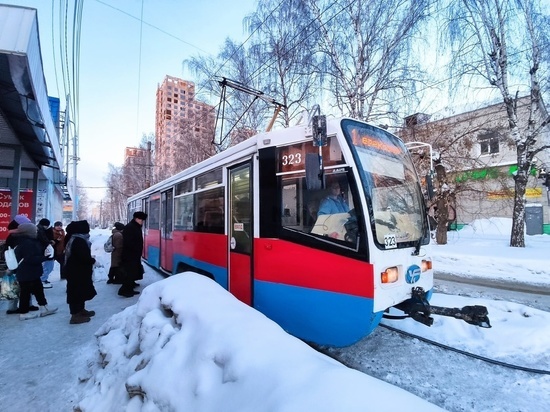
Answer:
xmin=64 ymin=220 xmax=97 ymax=324
xmin=118 ymin=211 xmax=147 ymax=297
xmin=107 ymin=222 xmax=125 ymax=284
xmin=2 ymin=219 xmax=38 ymax=314
xmin=12 ymin=223 xmax=58 ymax=320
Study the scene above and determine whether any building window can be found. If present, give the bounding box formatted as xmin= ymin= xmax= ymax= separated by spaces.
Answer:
xmin=479 ymin=132 xmax=499 ymax=155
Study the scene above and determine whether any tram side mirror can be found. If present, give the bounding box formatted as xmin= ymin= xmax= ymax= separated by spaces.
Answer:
xmin=306 ymin=153 xmax=323 ymax=190
xmin=312 ymin=115 xmax=327 ymax=147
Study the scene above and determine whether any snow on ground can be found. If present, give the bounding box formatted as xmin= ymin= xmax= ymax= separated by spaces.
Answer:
xmin=0 ymin=218 xmax=549 ymax=411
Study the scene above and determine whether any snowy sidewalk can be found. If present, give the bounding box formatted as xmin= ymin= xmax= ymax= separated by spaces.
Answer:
xmin=0 ymin=263 xmax=164 ymax=411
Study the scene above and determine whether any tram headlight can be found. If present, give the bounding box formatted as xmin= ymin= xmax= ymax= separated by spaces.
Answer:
xmin=421 ymin=259 xmax=432 ymax=272
xmin=381 ymin=266 xmax=399 ymax=284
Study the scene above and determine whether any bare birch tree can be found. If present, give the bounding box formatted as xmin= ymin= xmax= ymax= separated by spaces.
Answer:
xmin=446 ymin=0 xmax=550 ymax=247
xmin=305 ymin=0 xmax=430 ymax=122
xmin=401 ymin=112 xmax=516 ymax=244
xmin=244 ymin=0 xmax=320 ymax=126
xmin=104 ymin=164 xmax=128 ymax=225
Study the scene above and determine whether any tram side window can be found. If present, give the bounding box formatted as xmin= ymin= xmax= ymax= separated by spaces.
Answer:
xmin=148 ymin=198 xmax=160 ymax=230
xmin=174 ymin=194 xmax=193 ymax=231
xmin=279 ymin=176 xmax=320 ymax=234
xmin=194 ymin=187 xmax=224 ymax=234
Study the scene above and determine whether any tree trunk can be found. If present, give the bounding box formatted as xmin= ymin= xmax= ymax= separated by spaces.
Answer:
xmin=435 ymin=196 xmax=448 ymax=245
xmin=434 ymin=162 xmax=448 ymax=245
xmin=510 ymin=169 xmax=528 ymax=247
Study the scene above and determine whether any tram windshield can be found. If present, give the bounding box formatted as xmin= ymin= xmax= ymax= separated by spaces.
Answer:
xmin=342 ymin=119 xmax=426 ymax=249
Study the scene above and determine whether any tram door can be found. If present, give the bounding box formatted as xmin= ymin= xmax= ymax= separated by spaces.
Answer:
xmin=228 ymin=162 xmax=253 ymax=305
xmin=160 ymin=189 xmax=173 ymax=272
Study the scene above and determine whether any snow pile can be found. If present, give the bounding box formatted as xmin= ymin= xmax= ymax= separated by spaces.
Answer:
xmin=76 ymin=273 xmax=442 ymax=412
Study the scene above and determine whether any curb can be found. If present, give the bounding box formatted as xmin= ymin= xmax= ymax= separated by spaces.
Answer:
xmin=434 ymin=271 xmax=550 ymax=296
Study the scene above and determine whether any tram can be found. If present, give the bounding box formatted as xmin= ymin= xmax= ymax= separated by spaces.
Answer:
xmin=127 ymin=109 xmax=488 ymax=346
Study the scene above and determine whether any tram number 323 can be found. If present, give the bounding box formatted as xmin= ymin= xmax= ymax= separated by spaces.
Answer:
xmin=384 ymin=233 xmax=397 ymax=249
xmin=281 ymin=153 xmax=302 ymax=166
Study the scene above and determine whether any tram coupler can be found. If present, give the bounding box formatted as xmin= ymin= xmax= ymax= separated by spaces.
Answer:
xmin=429 ymin=305 xmax=491 ymax=328
xmin=392 ymin=287 xmax=491 ymax=328
xmin=394 ymin=287 xmax=434 ymax=327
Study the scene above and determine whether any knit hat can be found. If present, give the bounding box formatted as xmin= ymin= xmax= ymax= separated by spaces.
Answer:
xmin=17 ymin=222 xmax=38 ymax=238
xmin=38 ymin=218 xmax=51 ymax=227
xmin=14 ymin=214 xmax=31 ymax=225
xmin=54 ymin=221 xmax=63 ymax=227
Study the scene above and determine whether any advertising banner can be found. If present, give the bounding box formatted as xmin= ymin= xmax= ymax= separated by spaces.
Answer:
xmin=0 ymin=190 xmax=34 ymax=241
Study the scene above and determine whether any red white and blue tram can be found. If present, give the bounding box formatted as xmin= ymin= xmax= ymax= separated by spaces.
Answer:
xmin=127 ymin=112 xmax=486 ymax=347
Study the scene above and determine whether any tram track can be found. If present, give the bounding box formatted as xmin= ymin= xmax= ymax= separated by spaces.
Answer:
xmin=379 ymin=323 xmax=550 ymax=375
xmin=312 ymin=318 xmax=550 ymax=411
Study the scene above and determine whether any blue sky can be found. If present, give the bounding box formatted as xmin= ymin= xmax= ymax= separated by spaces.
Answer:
xmin=3 ymin=0 xmax=257 ymax=202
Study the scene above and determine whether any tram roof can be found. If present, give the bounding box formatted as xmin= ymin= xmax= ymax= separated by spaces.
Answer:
xmin=127 ymin=116 xmax=400 ymax=202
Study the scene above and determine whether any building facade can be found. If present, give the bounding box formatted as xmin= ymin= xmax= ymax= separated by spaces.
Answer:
xmin=0 ymin=5 xmax=69 ymax=239
xmin=154 ymin=76 xmax=216 ymax=182
xmin=400 ymin=96 xmax=550 ymax=233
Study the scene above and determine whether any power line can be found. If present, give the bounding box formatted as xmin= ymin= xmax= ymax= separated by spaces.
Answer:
xmin=93 ymin=0 xmax=211 ymax=54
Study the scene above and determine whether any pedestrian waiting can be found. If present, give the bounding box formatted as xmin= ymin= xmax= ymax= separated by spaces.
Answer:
xmin=64 ymin=220 xmax=97 ymax=324
xmin=12 ymin=223 xmax=58 ymax=320
xmin=107 ymin=222 xmax=125 ymax=284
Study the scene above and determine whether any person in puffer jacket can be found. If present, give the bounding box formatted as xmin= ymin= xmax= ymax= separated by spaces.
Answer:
xmin=13 ymin=223 xmax=58 ymax=321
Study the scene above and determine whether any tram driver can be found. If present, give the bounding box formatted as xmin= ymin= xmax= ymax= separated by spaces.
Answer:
xmin=318 ymin=180 xmax=349 ymax=215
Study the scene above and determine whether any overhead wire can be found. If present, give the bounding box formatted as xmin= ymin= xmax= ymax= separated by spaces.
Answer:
xmin=93 ymin=0 xmax=211 ymax=54
xmin=86 ymin=0 xmax=546 ymax=134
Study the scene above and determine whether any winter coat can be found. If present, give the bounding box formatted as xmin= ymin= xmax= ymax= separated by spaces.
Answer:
xmin=52 ymin=226 xmax=66 ymax=258
xmin=110 ymin=229 xmax=124 ymax=268
xmin=121 ymin=219 xmax=144 ymax=281
xmin=14 ymin=236 xmax=49 ymax=283
xmin=64 ymin=221 xmax=97 ymax=304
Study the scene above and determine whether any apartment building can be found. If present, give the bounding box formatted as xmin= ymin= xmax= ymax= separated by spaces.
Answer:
xmin=154 ymin=76 xmax=216 ymax=182
xmin=399 ymin=96 xmax=550 ymax=233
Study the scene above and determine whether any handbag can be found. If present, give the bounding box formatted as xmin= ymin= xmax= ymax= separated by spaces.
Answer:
xmin=4 ymin=246 xmax=20 ymax=270
xmin=44 ymin=244 xmax=54 ymax=258
xmin=0 ymin=272 xmax=20 ymax=300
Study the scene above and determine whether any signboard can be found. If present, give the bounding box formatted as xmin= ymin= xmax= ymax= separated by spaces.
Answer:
xmin=0 ymin=190 xmax=34 ymax=241
xmin=36 ymin=189 xmax=46 ymax=220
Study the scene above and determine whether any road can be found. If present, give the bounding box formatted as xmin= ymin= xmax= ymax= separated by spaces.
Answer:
xmin=434 ymin=272 xmax=550 ymax=312
xmin=317 ymin=273 xmax=550 ymax=412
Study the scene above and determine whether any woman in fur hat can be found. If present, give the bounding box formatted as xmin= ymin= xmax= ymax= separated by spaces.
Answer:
xmin=64 ymin=220 xmax=97 ymax=324
xmin=13 ymin=223 xmax=58 ymax=320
